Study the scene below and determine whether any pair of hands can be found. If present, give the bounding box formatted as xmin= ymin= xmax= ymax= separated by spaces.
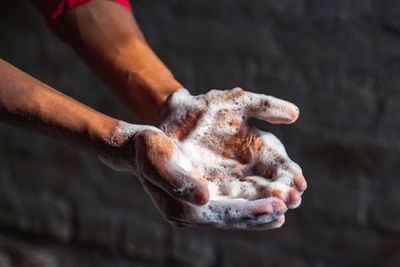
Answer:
xmin=101 ymin=88 xmax=306 ymax=230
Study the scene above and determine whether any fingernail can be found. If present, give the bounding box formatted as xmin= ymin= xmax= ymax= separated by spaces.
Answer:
xmin=291 ymin=105 xmax=299 ymax=118
xmin=286 ymin=189 xmax=300 ymax=204
xmin=294 ymin=174 xmax=307 ymax=191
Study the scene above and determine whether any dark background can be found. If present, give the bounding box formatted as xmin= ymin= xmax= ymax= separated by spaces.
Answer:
xmin=1 ymin=0 xmax=400 ymax=266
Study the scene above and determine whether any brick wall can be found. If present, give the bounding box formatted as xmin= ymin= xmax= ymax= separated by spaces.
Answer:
xmin=0 ymin=0 xmax=399 ymax=266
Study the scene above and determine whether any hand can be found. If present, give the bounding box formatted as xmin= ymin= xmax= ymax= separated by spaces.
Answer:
xmin=152 ymin=88 xmax=306 ymax=229
xmin=100 ymin=88 xmax=307 ymax=229
xmin=141 ymin=176 xmax=287 ymax=230
xmin=160 ymin=88 xmax=307 ymax=203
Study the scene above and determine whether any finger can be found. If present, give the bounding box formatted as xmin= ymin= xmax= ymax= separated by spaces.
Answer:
xmin=293 ymin=173 xmax=307 ymax=191
xmin=140 ymin=178 xmax=191 ymax=227
xmin=193 ymin=198 xmax=287 ymax=229
xmin=143 ymin=173 xmax=288 ymax=230
xmin=256 ymin=133 xmax=307 ymax=193
xmin=232 ymin=198 xmax=287 ymax=228
xmin=266 ymin=183 xmax=302 ymax=209
xmin=240 ymin=176 xmax=292 ymax=204
xmin=265 ymin=176 xmax=303 ymax=209
xmin=241 ymin=174 xmax=302 ymax=209
xmin=165 ymin=162 xmax=210 ymax=205
xmin=243 ymin=91 xmax=299 ymax=124
xmin=287 ymin=189 xmax=300 ymax=204
xmin=138 ymin=129 xmax=209 ymax=205
xmin=272 ymin=189 xmax=285 ymax=200
xmin=246 ymin=214 xmax=286 ymax=230
xmin=274 ymin=159 xmax=306 ymax=193
xmin=258 ymin=130 xmax=288 ymax=157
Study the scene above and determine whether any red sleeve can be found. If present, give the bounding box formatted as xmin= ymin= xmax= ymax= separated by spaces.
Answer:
xmin=30 ymin=0 xmax=132 ymax=37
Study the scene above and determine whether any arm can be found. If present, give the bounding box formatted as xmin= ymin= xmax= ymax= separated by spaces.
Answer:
xmin=57 ymin=0 xmax=182 ymax=124
xmin=0 ymin=58 xmax=120 ymax=158
xmin=54 ymin=0 xmax=306 ymax=229
xmin=0 ymin=56 xmax=303 ymax=229
xmin=0 ymin=58 xmax=208 ymax=206
xmin=4 ymin=0 xmax=305 ymax=229
xmin=0 ymin=0 xmax=211 ymax=226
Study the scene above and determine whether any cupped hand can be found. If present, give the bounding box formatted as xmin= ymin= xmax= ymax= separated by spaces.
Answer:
xmin=117 ymin=125 xmax=287 ymax=229
xmin=160 ymin=88 xmax=306 ymax=200
xmin=101 ymin=88 xmax=306 ymax=229
xmin=147 ymin=88 xmax=306 ymax=229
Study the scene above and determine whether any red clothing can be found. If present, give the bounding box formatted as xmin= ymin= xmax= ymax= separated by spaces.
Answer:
xmin=30 ymin=0 xmax=132 ymax=36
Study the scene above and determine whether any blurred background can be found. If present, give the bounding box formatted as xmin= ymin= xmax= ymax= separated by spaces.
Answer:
xmin=0 ymin=0 xmax=399 ymax=266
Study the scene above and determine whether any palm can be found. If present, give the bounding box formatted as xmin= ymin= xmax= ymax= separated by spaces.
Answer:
xmin=138 ymin=88 xmax=306 ymax=229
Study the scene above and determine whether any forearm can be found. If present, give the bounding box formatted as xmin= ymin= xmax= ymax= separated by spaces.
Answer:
xmin=58 ymin=0 xmax=182 ymax=124
xmin=0 ymin=58 xmax=121 ymax=158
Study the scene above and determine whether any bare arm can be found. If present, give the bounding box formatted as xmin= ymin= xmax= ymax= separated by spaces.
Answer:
xmin=0 ymin=58 xmax=120 ymax=159
xmin=0 ymin=0 xmax=306 ymax=229
xmin=58 ymin=0 xmax=182 ymax=124
xmin=0 ymin=0 xmax=207 ymax=211
xmin=0 ymin=0 xmax=183 ymax=160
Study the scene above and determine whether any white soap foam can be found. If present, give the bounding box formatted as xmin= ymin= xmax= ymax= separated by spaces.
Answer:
xmin=157 ymin=88 xmax=303 ymax=228
xmin=186 ymin=198 xmax=283 ymax=229
xmin=98 ymin=122 xmax=162 ymax=173
xmin=101 ymin=88 xmax=303 ymax=229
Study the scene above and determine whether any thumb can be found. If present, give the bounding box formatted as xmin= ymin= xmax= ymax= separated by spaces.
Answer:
xmin=165 ymin=162 xmax=210 ymax=205
xmin=138 ymin=129 xmax=209 ymax=205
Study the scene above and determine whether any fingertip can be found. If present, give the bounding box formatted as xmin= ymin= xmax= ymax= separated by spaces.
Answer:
xmin=187 ymin=169 xmax=209 ymax=205
xmin=253 ymin=201 xmax=273 ymax=216
xmin=193 ymin=184 xmax=210 ymax=205
xmin=262 ymin=202 xmax=274 ymax=214
xmin=261 ymin=108 xmax=298 ymax=124
xmin=246 ymin=213 xmax=286 ymax=230
xmin=276 ymin=214 xmax=285 ymax=224
xmin=289 ymin=105 xmax=299 ymax=122
xmin=177 ymin=179 xmax=210 ymax=206
xmin=294 ymin=174 xmax=307 ymax=191
xmin=272 ymin=214 xmax=286 ymax=229
xmin=271 ymin=199 xmax=288 ymax=214
xmin=278 ymin=104 xmax=299 ymax=124
xmin=272 ymin=189 xmax=285 ymax=201
xmin=286 ymin=189 xmax=300 ymax=204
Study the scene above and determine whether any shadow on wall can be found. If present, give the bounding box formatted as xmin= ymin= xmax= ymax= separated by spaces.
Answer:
xmin=0 ymin=0 xmax=400 ymax=266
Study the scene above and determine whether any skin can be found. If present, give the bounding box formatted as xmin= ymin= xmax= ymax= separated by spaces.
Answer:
xmin=58 ymin=0 xmax=182 ymax=125
xmin=133 ymin=88 xmax=306 ymax=228
xmin=0 ymin=0 xmax=307 ymax=229
xmin=159 ymin=88 xmax=307 ymax=204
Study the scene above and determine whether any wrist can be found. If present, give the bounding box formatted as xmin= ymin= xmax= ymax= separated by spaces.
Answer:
xmin=97 ymin=120 xmax=159 ymax=173
xmin=85 ymin=115 xmax=128 ymax=168
xmin=120 ymin=67 xmax=183 ymax=124
xmin=97 ymin=120 xmax=137 ymax=172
